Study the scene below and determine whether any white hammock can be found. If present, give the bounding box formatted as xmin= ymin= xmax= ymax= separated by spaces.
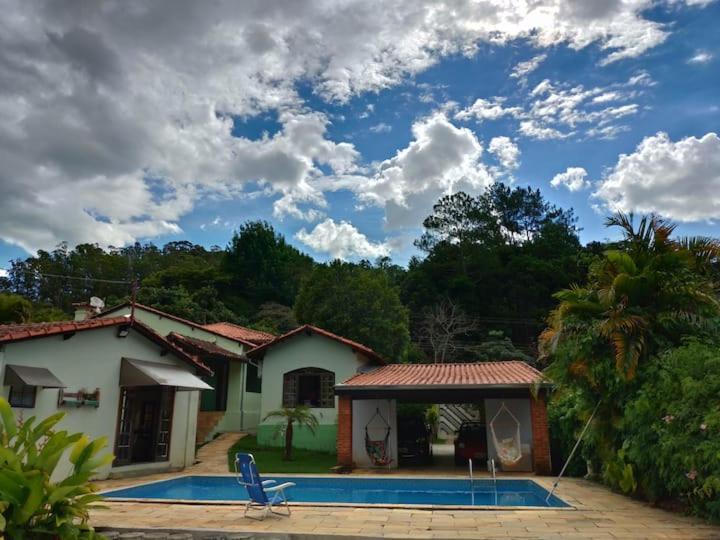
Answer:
xmin=489 ymin=402 xmax=523 ymax=466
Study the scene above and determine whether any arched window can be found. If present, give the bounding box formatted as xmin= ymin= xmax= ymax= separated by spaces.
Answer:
xmin=283 ymin=368 xmax=335 ymax=408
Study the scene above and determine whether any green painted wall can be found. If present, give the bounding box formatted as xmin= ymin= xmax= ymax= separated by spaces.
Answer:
xmin=257 ymin=332 xmax=371 ymax=452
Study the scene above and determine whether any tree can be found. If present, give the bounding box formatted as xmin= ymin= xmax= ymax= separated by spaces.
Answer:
xmin=0 ymin=294 xmax=32 ymax=324
xmin=419 ymin=298 xmax=478 ymax=363
xmin=223 ymin=221 xmax=314 ymax=312
xmin=251 ymin=302 xmax=298 ymax=334
xmin=469 ymin=330 xmax=534 ymax=364
xmin=540 ymin=213 xmax=720 ymax=491
xmin=137 ymin=285 xmax=243 ymax=324
xmin=263 ymin=406 xmax=319 ymax=461
xmin=294 ymin=261 xmax=410 ymax=360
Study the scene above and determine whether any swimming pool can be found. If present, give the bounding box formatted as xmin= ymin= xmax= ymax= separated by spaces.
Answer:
xmin=102 ymin=476 xmax=570 ymax=508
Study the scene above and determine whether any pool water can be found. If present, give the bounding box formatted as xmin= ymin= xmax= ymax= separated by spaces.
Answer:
xmin=102 ymin=476 xmax=569 ymax=508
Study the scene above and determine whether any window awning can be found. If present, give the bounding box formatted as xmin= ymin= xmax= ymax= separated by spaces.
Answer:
xmin=120 ymin=358 xmax=213 ymax=391
xmin=4 ymin=364 xmax=66 ymax=388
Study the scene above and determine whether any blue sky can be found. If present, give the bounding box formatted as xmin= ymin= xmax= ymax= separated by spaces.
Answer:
xmin=1 ymin=0 xmax=719 ymax=270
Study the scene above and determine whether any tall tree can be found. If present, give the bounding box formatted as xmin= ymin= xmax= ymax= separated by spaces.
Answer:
xmin=223 ymin=221 xmax=314 ymax=313
xmin=294 ymin=261 xmax=409 ymax=360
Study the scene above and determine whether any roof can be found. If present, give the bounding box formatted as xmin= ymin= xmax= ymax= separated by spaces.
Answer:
xmin=95 ymin=302 xmax=257 ymax=347
xmin=335 ymin=361 xmax=547 ymax=391
xmin=0 ymin=317 xmax=211 ymax=375
xmin=246 ymin=324 xmax=385 ymax=365
xmin=168 ymin=332 xmax=247 ymax=362
xmin=202 ymin=322 xmax=275 ymax=345
xmin=0 ymin=316 xmax=131 ymax=343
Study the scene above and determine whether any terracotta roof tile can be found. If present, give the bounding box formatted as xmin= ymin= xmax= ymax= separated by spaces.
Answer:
xmin=0 ymin=316 xmax=130 ymax=343
xmin=337 ymin=361 xmax=546 ymax=389
xmin=247 ymin=324 xmax=385 ymax=365
xmin=168 ymin=332 xmax=247 ymax=362
xmin=202 ymin=322 xmax=275 ymax=345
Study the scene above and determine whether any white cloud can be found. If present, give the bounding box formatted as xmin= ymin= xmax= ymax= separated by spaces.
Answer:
xmin=688 ymin=51 xmax=713 ymax=64
xmin=457 ymin=72 xmax=651 ymax=141
xmin=594 ymin=132 xmax=720 ymax=221
xmin=454 ymin=98 xmax=523 ymax=123
xmin=0 ymin=269 xmax=8 ymax=278
xmin=369 ymin=122 xmax=392 ymax=133
xmin=511 ymin=54 xmax=547 ymax=79
xmin=356 ymin=112 xmax=493 ymax=229
xmin=0 ymin=0 xmax=704 ymax=252
xmin=551 ymin=167 xmax=590 ymax=191
xmin=488 ymin=137 xmax=520 ymax=171
xmin=295 ymin=218 xmax=390 ymax=260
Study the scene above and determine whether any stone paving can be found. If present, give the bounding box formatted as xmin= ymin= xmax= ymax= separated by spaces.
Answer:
xmin=92 ymin=435 xmax=720 ymax=539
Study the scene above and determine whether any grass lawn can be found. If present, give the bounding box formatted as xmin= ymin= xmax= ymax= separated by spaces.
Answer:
xmin=227 ymin=435 xmax=337 ymax=473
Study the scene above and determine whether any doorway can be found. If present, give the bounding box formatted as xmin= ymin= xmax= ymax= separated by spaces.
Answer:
xmin=114 ymin=386 xmax=175 ymax=466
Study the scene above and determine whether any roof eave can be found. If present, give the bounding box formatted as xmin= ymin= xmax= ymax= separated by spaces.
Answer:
xmin=334 ymin=381 xmax=552 ymax=394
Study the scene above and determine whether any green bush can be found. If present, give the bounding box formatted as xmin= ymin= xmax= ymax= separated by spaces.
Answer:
xmin=0 ymin=397 xmax=113 ymax=538
xmin=622 ymin=341 xmax=720 ymax=520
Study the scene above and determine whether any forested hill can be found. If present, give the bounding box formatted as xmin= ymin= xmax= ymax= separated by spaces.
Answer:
xmin=0 ymin=183 xmax=606 ymax=362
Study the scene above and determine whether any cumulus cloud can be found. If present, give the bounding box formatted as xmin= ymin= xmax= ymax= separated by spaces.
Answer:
xmin=369 ymin=122 xmax=392 ymax=133
xmin=551 ymin=167 xmax=590 ymax=191
xmin=594 ymin=132 xmax=720 ymax=221
xmin=356 ymin=112 xmax=493 ymax=229
xmin=0 ymin=0 xmax=706 ymax=252
xmin=454 ymin=98 xmax=523 ymax=123
xmin=295 ymin=218 xmax=390 ymax=260
xmin=488 ymin=137 xmax=520 ymax=171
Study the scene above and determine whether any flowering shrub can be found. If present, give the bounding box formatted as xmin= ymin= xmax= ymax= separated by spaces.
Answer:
xmin=622 ymin=341 xmax=720 ymax=520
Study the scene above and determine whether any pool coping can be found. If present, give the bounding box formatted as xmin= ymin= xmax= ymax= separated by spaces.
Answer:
xmin=99 ymin=473 xmax=575 ymax=511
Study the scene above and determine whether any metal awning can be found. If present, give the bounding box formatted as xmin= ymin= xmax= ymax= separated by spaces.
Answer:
xmin=4 ymin=364 xmax=66 ymax=388
xmin=120 ymin=358 xmax=213 ymax=391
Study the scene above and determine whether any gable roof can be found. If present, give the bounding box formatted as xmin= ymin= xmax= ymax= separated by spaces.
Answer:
xmin=202 ymin=322 xmax=275 ymax=345
xmin=335 ymin=361 xmax=547 ymax=392
xmin=168 ymin=332 xmax=247 ymax=362
xmin=0 ymin=317 xmax=211 ymax=375
xmin=246 ymin=324 xmax=385 ymax=365
xmin=95 ymin=302 xmax=257 ymax=347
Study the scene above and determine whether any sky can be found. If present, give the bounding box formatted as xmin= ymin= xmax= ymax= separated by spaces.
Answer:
xmin=0 ymin=0 xmax=719 ymax=272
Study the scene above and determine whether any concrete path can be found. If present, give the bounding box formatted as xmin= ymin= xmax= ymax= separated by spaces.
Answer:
xmin=192 ymin=432 xmax=245 ymax=473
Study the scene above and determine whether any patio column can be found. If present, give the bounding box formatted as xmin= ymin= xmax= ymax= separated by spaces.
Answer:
xmin=530 ymin=392 xmax=552 ymax=475
xmin=337 ymin=395 xmax=353 ymax=468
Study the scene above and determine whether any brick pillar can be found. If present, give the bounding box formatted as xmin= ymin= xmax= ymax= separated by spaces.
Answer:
xmin=337 ymin=395 xmax=353 ymax=468
xmin=530 ymin=392 xmax=552 ymax=475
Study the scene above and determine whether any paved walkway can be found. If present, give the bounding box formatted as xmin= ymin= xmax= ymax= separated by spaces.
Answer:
xmin=93 ymin=435 xmax=720 ymax=539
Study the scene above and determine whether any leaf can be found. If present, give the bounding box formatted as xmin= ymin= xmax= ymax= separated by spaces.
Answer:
xmin=0 ymin=398 xmax=17 ymax=440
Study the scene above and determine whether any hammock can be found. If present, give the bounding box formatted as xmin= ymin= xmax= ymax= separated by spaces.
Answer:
xmin=365 ymin=408 xmax=393 ymax=466
xmin=489 ymin=402 xmax=523 ymax=466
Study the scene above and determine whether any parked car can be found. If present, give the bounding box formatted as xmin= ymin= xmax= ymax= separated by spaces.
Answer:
xmin=397 ymin=416 xmax=433 ymax=465
xmin=454 ymin=421 xmax=487 ymax=466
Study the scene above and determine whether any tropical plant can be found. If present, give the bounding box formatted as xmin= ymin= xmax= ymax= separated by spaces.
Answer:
xmin=540 ymin=213 xmax=720 ymax=501
xmin=263 ymin=406 xmax=320 ymax=461
xmin=0 ymin=397 xmax=113 ymax=539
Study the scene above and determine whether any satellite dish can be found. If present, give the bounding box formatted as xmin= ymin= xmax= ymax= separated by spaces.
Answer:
xmin=90 ymin=297 xmax=105 ymax=310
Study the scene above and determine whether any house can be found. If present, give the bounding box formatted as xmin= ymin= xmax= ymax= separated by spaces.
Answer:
xmin=0 ymin=317 xmax=211 ymax=479
xmin=247 ymin=324 xmax=385 ymax=453
xmin=95 ymin=303 xmax=273 ymax=441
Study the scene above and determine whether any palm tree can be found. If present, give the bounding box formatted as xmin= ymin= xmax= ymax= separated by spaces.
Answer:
xmin=263 ymin=406 xmax=319 ymax=461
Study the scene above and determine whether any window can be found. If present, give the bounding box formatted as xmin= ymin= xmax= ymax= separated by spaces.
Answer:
xmin=8 ymin=384 xmax=36 ymax=408
xmin=282 ymin=368 xmax=335 ymax=408
xmin=245 ymin=363 xmax=261 ymax=393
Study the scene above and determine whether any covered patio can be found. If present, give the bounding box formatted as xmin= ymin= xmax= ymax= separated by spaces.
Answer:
xmin=334 ymin=361 xmax=553 ymax=475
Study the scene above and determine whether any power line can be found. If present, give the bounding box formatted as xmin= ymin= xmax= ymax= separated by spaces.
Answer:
xmin=10 ymin=270 xmax=133 ymax=285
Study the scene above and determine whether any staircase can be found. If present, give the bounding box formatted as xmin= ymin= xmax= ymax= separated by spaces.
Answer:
xmin=438 ymin=404 xmax=480 ymax=439
xmin=196 ymin=411 xmax=225 ymax=444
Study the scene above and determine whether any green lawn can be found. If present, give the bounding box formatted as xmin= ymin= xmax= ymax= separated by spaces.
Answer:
xmin=227 ymin=435 xmax=337 ymax=473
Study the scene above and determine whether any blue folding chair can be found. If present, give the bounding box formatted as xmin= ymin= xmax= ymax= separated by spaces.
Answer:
xmin=235 ymin=453 xmax=295 ymax=520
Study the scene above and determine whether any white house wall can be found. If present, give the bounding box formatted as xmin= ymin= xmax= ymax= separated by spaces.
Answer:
xmin=352 ymin=398 xmax=398 ymax=468
xmin=0 ymin=326 xmax=200 ymax=480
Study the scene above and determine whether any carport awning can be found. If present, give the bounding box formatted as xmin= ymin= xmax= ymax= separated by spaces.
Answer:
xmin=121 ymin=358 xmax=213 ymax=391
xmin=4 ymin=364 xmax=66 ymax=388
